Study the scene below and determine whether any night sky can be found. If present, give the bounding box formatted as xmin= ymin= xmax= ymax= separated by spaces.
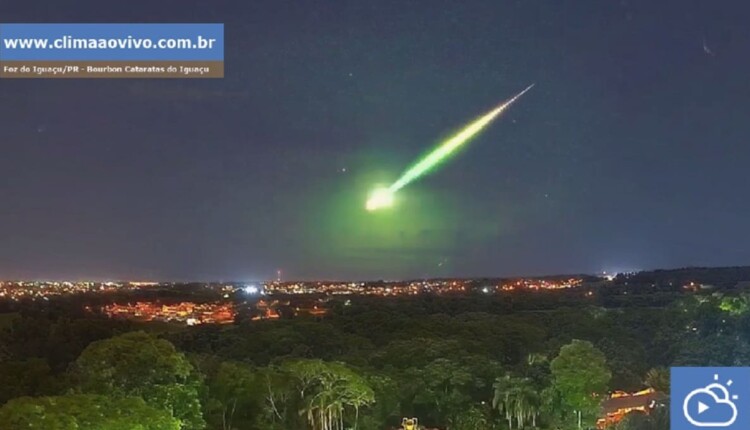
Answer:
xmin=2 ymin=1 xmax=750 ymax=281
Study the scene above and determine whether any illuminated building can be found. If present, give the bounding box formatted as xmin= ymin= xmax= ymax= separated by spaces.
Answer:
xmin=102 ymin=302 xmax=235 ymax=325
xmin=596 ymin=388 xmax=665 ymax=429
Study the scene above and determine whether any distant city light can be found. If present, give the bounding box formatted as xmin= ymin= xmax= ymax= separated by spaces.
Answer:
xmin=244 ymin=285 xmax=259 ymax=294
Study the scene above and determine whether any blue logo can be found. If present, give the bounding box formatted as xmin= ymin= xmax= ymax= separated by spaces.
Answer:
xmin=671 ymin=367 xmax=750 ymax=429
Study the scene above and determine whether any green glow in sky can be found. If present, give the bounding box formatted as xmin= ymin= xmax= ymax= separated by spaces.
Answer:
xmin=366 ymin=84 xmax=534 ymax=211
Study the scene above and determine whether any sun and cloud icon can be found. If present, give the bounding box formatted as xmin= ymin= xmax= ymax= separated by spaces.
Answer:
xmin=682 ymin=374 xmax=739 ymax=427
xmin=673 ymin=367 xmax=750 ymax=430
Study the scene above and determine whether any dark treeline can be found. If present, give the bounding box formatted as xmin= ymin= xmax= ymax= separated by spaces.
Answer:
xmin=613 ymin=265 xmax=750 ymax=289
xmin=1 ymin=276 xmax=750 ymax=429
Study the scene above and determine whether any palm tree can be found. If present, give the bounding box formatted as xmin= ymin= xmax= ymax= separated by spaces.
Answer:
xmin=525 ymin=381 xmax=542 ymax=428
xmin=494 ymin=374 xmax=541 ymax=429
xmin=527 ymin=353 xmax=548 ymax=366
xmin=493 ymin=374 xmax=515 ymax=429
xmin=513 ymin=377 xmax=541 ymax=428
xmin=284 ymin=360 xmax=374 ymax=430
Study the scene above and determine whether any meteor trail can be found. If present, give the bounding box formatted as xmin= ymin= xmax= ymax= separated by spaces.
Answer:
xmin=366 ymin=84 xmax=534 ymax=211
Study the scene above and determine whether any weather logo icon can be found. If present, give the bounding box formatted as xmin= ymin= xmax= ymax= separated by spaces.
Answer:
xmin=672 ymin=367 xmax=750 ymax=430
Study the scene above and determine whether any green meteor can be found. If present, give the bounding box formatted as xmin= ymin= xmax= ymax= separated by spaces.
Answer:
xmin=366 ymin=84 xmax=534 ymax=211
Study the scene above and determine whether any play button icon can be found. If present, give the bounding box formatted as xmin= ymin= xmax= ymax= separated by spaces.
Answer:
xmin=672 ymin=367 xmax=749 ymax=429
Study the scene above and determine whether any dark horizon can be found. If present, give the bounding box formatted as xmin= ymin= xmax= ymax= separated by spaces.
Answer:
xmin=5 ymin=263 xmax=749 ymax=284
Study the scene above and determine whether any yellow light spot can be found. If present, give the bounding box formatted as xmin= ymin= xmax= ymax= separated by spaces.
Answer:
xmin=366 ymin=187 xmax=394 ymax=211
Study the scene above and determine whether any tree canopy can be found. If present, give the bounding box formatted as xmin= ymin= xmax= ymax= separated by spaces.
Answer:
xmin=550 ymin=339 xmax=611 ymax=429
xmin=70 ymin=331 xmax=205 ymax=430
xmin=0 ymin=394 xmax=181 ymax=430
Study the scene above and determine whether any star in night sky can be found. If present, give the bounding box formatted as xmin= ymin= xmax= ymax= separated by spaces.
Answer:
xmin=1 ymin=0 xmax=749 ymax=281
